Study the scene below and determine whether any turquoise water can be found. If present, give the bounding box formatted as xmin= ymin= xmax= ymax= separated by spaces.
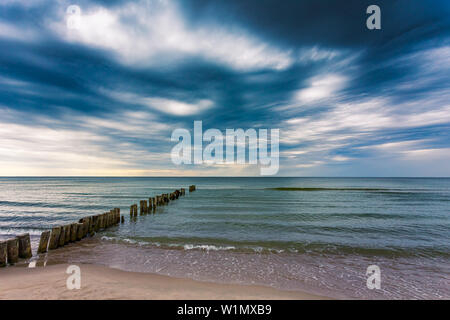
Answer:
xmin=0 ymin=177 xmax=449 ymax=299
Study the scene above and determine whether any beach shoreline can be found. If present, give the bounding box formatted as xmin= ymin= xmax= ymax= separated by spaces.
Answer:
xmin=0 ymin=263 xmax=328 ymax=300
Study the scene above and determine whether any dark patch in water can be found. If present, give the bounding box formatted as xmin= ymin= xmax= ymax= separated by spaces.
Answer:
xmin=268 ymin=187 xmax=392 ymax=191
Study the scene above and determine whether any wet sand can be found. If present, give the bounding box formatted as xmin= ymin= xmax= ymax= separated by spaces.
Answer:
xmin=0 ymin=263 xmax=328 ymax=300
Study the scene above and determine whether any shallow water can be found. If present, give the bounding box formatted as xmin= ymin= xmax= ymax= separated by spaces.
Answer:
xmin=1 ymin=177 xmax=449 ymax=299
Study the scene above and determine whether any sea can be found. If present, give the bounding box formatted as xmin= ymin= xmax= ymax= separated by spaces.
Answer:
xmin=0 ymin=177 xmax=449 ymax=299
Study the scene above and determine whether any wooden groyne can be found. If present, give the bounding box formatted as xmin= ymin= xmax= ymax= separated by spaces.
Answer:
xmin=37 ymin=231 xmax=50 ymax=254
xmin=0 ymin=241 xmax=7 ymax=267
xmin=6 ymin=238 xmax=19 ymax=265
xmin=0 ymin=186 xmax=195 ymax=266
xmin=0 ymin=185 xmax=196 ymax=267
xmin=18 ymin=233 xmax=32 ymax=259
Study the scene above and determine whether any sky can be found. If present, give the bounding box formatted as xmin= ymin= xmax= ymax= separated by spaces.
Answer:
xmin=0 ymin=0 xmax=449 ymax=176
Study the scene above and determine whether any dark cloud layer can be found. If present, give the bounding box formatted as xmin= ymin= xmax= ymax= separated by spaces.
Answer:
xmin=0 ymin=0 xmax=449 ymax=175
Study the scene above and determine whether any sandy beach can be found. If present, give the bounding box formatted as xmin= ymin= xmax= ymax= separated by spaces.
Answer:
xmin=0 ymin=264 xmax=327 ymax=300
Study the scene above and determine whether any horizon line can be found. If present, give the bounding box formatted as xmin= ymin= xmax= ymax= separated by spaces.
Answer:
xmin=0 ymin=176 xmax=449 ymax=178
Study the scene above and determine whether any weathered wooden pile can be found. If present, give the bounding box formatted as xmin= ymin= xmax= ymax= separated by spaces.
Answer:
xmin=129 ymin=188 xmax=186 ymax=217
xmin=45 ymin=208 xmax=121 ymax=253
xmin=0 ymin=233 xmax=32 ymax=267
xmin=0 ymin=185 xmax=195 ymax=267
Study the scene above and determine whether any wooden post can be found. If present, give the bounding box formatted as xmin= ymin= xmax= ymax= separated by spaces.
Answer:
xmin=105 ymin=212 xmax=110 ymax=227
xmin=37 ymin=230 xmax=51 ymax=253
xmin=84 ymin=218 xmax=90 ymax=236
xmin=111 ymin=210 xmax=116 ymax=225
xmin=98 ymin=214 xmax=103 ymax=230
xmin=79 ymin=218 xmax=89 ymax=237
xmin=109 ymin=210 xmax=114 ymax=226
xmin=6 ymin=238 xmax=19 ymax=264
xmin=113 ymin=208 xmax=117 ymax=223
xmin=133 ymin=204 xmax=138 ymax=217
xmin=64 ymin=225 xmax=71 ymax=244
xmin=70 ymin=223 xmax=78 ymax=242
xmin=102 ymin=213 xmax=107 ymax=229
xmin=121 ymin=215 xmax=124 ymax=223
xmin=0 ymin=241 xmax=7 ymax=267
xmin=98 ymin=214 xmax=104 ymax=229
xmin=88 ymin=216 xmax=94 ymax=234
xmin=58 ymin=226 xmax=66 ymax=247
xmin=93 ymin=215 xmax=100 ymax=232
xmin=48 ymin=226 xmax=61 ymax=250
xmin=101 ymin=214 xmax=107 ymax=228
xmin=104 ymin=212 xmax=109 ymax=227
xmin=17 ymin=233 xmax=32 ymax=259
xmin=76 ymin=223 xmax=84 ymax=241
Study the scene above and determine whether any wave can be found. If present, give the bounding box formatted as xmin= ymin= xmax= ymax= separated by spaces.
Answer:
xmin=101 ymin=236 xmax=236 ymax=252
xmin=99 ymin=236 xmax=450 ymax=258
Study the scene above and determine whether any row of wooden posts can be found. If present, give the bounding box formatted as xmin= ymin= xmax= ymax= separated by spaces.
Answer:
xmin=0 ymin=234 xmax=32 ymax=267
xmin=130 ymin=188 xmax=187 ymax=217
xmin=0 ymin=185 xmax=196 ymax=267
xmin=0 ymin=208 xmax=121 ymax=267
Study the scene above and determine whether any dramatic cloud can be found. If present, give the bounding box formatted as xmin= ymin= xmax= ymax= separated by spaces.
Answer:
xmin=0 ymin=0 xmax=449 ymax=176
xmin=51 ymin=1 xmax=293 ymax=70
